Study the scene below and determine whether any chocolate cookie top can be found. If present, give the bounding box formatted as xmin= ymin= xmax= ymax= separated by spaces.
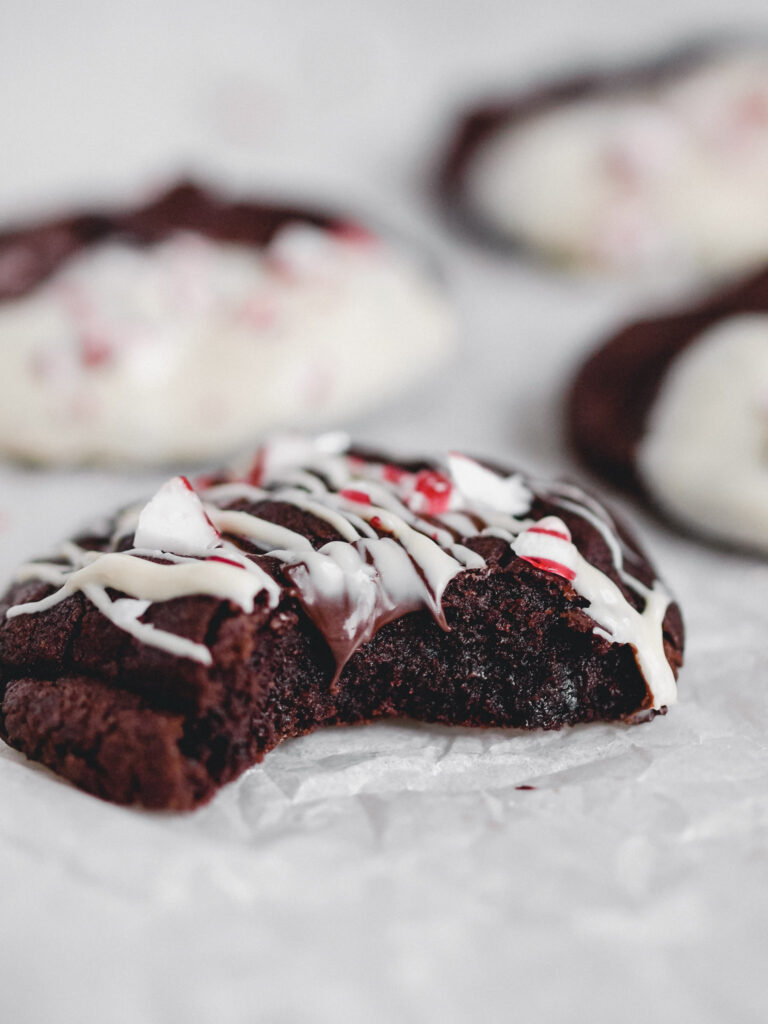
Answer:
xmin=440 ymin=44 xmax=768 ymax=273
xmin=570 ymin=267 xmax=768 ymax=551
xmin=4 ymin=434 xmax=682 ymax=713
xmin=0 ymin=183 xmax=455 ymax=465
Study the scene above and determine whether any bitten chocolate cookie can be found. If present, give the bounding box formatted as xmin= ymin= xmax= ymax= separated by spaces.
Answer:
xmin=440 ymin=44 xmax=768 ymax=272
xmin=0 ymin=435 xmax=683 ymax=810
xmin=0 ymin=182 xmax=455 ymax=464
xmin=569 ymin=266 xmax=768 ymax=551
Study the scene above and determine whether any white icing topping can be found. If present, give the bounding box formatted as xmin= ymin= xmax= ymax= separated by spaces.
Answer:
xmin=467 ymin=51 xmax=768 ymax=272
xmin=5 ymin=437 xmax=676 ymax=709
xmin=637 ymin=313 xmax=768 ymax=552
xmin=0 ymin=227 xmax=454 ymax=464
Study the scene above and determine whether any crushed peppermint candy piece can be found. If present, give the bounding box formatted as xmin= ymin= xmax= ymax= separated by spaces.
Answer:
xmin=512 ymin=517 xmax=577 ymax=582
xmin=79 ymin=332 xmax=113 ymax=368
xmin=134 ymin=476 xmax=221 ymax=557
xmin=447 ymin=452 xmax=532 ymax=515
xmin=526 ymin=522 xmax=572 ymax=542
xmin=247 ymin=433 xmax=350 ymax=487
xmin=408 ymin=469 xmax=453 ymax=514
xmin=381 ymin=463 xmax=408 ymax=484
xmin=519 ymin=557 xmax=576 ymax=582
xmin=339 ymin=488 xmax=372 ymax=505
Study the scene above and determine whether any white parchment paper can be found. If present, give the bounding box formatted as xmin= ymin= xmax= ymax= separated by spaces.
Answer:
xmin=1 ymin=2 xmax=767 ymax=1021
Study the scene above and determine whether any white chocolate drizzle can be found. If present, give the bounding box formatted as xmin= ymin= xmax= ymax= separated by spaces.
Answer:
xmin=5 ymin=435 xmax=677 ymax=709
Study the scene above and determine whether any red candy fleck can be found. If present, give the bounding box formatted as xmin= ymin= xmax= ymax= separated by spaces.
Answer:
xmin=191 ymin=473 xmax=217 ymax=489
xmin=239 ymin=298 xmax=277 ymax=329
xmin=734 ymin=90 xmax=768 ymax=129
xmin=340 ymin=488 xmax=371 ymax=505
xmin=176 ymin=476 xmax=222 ymax=537
xmin=80 ymin=332 xmax=112 ymax=368
xmin=527 ymin=524 xmax=571 ymax=542
xmin=203 ymin=510 xmax=220 ymax=535
xmin=247 ymin=449 xmax=266 ymax=486
xmin=604 ymin=146 xmax=643 ymax=189
xmin=265 ymin=253 xmax=297 ymax=280
xmin=208 ymin=555 xmax=245 ymax=570
xmin=411 ymin=470 xmax=452 ymax=514
xmin=370 ymin=515 xmax=384 ymax=531
xmin=519 ymin=556 xmax=576 ymax=582
xmin=331 ymin=222 xmax=377 ymax=246
xmin=382 ymin=463 xmax=408 ymax=484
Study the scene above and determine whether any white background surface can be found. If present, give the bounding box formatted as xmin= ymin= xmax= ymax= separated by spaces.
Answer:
xmin=1 ymin=2 xmax=768 ymax=1022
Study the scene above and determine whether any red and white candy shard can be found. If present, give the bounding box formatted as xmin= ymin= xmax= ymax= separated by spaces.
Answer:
xmin=245 ymin=432 xmax=350 ymax=488
xmin=134 ymin=476 xmax=221 ymax=557
xmin=407 ymin=469 xmax=454 ymax=514
xmin=512 ymin=517 xmax=577 ymax=582
xmin=339 ymin=488 xmax=373 ymax=505
xmin=447 ymin=452 xmax=531 ymax=515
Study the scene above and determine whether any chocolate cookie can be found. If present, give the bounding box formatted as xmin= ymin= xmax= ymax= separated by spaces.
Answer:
xmin=0 ymin=182 xmax=455 ymax=464
xmin=0 ymin=435 xmax=684 ymax=810
xmin=569 ymin=266 xmax=768 ymax=551
xmin=440 ymin=44 xmax=768 ymax=273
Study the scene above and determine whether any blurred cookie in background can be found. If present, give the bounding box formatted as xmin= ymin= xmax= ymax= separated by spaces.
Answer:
xmin=440 ymin=44 xmax=768 ymax=275
xmin=569 ymin=265 xmax=768 ymax=553
xmin=0 ymin=182 xmax=456 ymax=465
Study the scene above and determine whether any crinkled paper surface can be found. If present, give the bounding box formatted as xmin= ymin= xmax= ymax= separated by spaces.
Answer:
xmin=1 ymin=1 xmax=767 ymax=1021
